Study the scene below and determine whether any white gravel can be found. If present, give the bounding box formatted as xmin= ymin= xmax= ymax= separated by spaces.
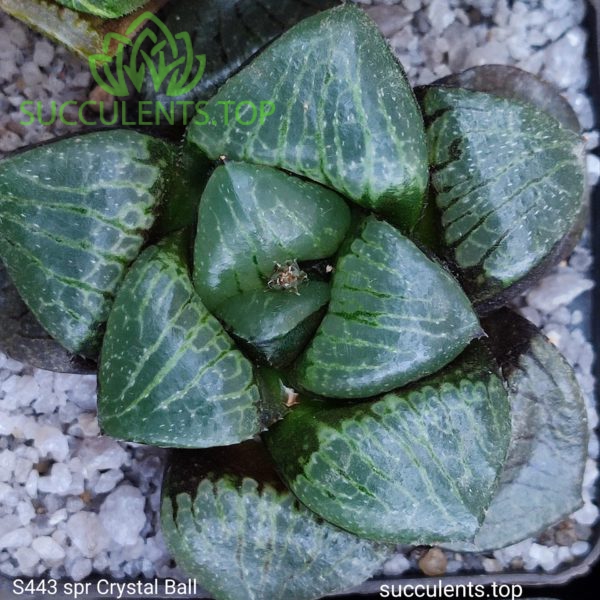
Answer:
xmin=0 ymin=0 xmax=598 ymax=585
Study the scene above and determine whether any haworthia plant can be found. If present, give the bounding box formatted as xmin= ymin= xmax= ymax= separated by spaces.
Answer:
xmin=0 ymin=262 xmax=95 ymax=374
xmin=0 ymin=130 xmax=176 ymax=357
xmin=187 ymin=5 xmax=428 ymax=231
xmin=266 ymin=346 xmax=511 ymax=544
xmin=194 ymin=162 xmax=349 ymax=366
xmin=55 ymin=0 xmax=147 ymax=18
xmin=141 ymin=0 xmax=339 ymax=121
xmin=293 ymin=217 xmax=481 ymax=398
xmin=422 ymin=86 xmax=586 ymax=307
xmin=162 ymin=442 xmax=390 ymax=600
xmin=98 ymin=235 xmax=285 ymax=447
xmin=450 ymin=310 xmax=588 ymax=551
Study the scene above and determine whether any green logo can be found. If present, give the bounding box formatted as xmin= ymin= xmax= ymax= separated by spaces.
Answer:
xmin=89 ymin=12 xmax=206 ymax=97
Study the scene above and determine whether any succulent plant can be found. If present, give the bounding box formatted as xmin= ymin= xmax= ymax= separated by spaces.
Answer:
xmin=0 ymin=4 xmax=589 ymax=599
xmin=55 ymin=0 xmax=148 ymax=19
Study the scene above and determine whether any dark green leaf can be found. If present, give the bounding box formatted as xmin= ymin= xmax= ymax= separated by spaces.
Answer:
xmin=152 ymin=141 xmax=212 ymax=237
xmin=141 ymin=0 xmax=339 ymax=121
xmin=450 ymin=310 xmax=588 ymax=551
xmin=55 ymin=0 xmax=147 ymax=18
xmin=0 ymin=262 xmax=95 ymax=374
xmin=422 ymin=86 xmax=586 ymax=307
xmin=161 ymin=441 xmax=389 ymax=600
xmin=215 ymin=283 xmax=330 ymax=368
xmin=432 ymin=65 xmax=581 ymax=133
xmin=0 ymin=130 xmax=176 ymax=358
xmin=293 ymin=217 xmax=481 ymax=398
xmin=187 ymin=5 xmax=428 ymax=231
xmin=194 ymin=162 xmax=349 ymax=311
xmin=265 ymin=345 xmax=511 ymax=544
xmin=98 ymin=235 xmax=283 ymax=448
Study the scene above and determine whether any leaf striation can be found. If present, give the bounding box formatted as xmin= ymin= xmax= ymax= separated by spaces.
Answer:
xmin=450 ymin=310 xmax=588 ymax=551
xmin=187 ymin=5 xmax=428 ymax=231
xmin=162 ymin=442 xmax=389 ymax=600
xmin=266 ymin=346 xmax=511 ymax=544
xmin=293 ymin=217 xmax=481 ymax=398
xmin=98 ymin=235 xmax=272 ymax=448
xmin=0 ymin=130 xmax=175 ymax=357
xmin=423 ymin=87 xmax=586 ymax=305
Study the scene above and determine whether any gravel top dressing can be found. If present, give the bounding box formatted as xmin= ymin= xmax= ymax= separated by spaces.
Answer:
xmin=0 ymin=0 xmax=598 ymax=596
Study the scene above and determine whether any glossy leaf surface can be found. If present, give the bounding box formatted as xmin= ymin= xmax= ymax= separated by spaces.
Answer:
xmin=187 ymin=5 xmax=428 ymax=230
xmin=266 ymin=346 xmax=511 ymax=544
xmin=0 ymin=130 xmax=175 ymax=357
xmin=423 ymin=86 xmax=586 ymax=306
xmin=162 ymin=442 xmax=389 ymax=600
xmin=451 ymin=310 xmax=588 ymax=551
xmin=55 ymin=0 xmax=147 ymax=18
xmin=216 ymin=283 xmax=330 ymax=368
xmin=98 ymin=236 xmax=277 ymax=448
xmin=293 ymin=217 xmax=481 ymax=398
xmin=142 ymin=0 xmax=339 ymax=120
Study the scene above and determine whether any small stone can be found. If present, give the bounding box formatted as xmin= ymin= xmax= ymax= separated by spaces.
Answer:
xmin=32 ymin=536 xmax=66 ymax=563
xmin=0 ymin=527 xmax=33 ymax=549
xmin=418 ymin=547 xmax=447 ymax=576
xmin=526 ymin=273 xmax=594 ymax=314
xmin=34 ymin=425 xmax=69 ymax=462
xmin=68 ymin=557 xmax=92 ymax=582
xmin=14 ymin=547 xmax=40 ymax=574
xmin=571 ymin=541 xmax=591 ymax=557
xmin=482 ymin=557 xmax=502 ymax=573
xmin=66 ymin=512 xmax=110 ymax=558
xmin=94 ymin=469 xmax=124 ymax=495
xmin=38 ymin=463 xmax=72 ymax=495
xmin=78 ymin=437 xmax=128 ymax=474
xmin=33 ymin=40 xmax=54 ymax=68
xmin=0 ymin=450 xmax=16 ymax=482
xmin=382 ymin=554 xmax=411 ymax=576
xmin=99 ymin=485 xmax=146 ymax=546
xmin=16 ymin=500 xmax=35 ymax=526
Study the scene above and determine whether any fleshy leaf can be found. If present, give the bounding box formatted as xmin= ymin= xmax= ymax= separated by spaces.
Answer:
xmin=450 ymin=310 xmax=588 ymax=551
xmin=293 ymin=217 xmax=481 ymax=398
xmin=0 ymin=0 xmax=165 ymax=60
xmin=55 ymin=0 xmax=147 ymax=18
xmin=97 ymin=235 xmax=282 ymax=448
xmin=194 ymin=162 xmax=349 ymax=311
xmin=216 ymin=283 xmax=330 ymax=368
xmin=141 ymin=0 xmax=339 ymax=121
xmin=265 ymin=346 xmax=511 ymax=544
xmin=187 ymin=5 xmax=428 ymax=231
xmin=0 ymin=130 xmax=176 ymax=358
xmin=432 ymin=65 xmax=581 ymax=133
xmin=0 ymin=262 xmax=95 ymax=374
xmin=194 ymin=162 xmax=349 ymax=365
xmin=161 ymin=441 xmax=390 ymax=600
xmin=152 ymin=141 xmax=212 ymax=237
xmin=422 ymin=86 xmax=586 ymax=308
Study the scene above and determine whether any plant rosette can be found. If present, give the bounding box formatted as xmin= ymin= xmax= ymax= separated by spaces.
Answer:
xmin=0 ymin=4 xmax=589 ymax=599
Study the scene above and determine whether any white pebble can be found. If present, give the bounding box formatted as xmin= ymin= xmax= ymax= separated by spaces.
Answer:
xmin=68 ymin=557 xmax=92 ymax=582
xmin=526 ymin=273 xmax=594 ymax=314
xmin=382 ymin=554 xmax=411 ymax=576
xmin=0 ymin=450 xmax=16 ymax=482
xmin=66 ymin=512 xmax=110 ymax=558
xmin=99 ymin=485 xmax=146 ymax=546
xmin=14 ymin=547 xmax=40 ymax=575
xmin=94 ymin=469 xmax=124 ymax=495
xmin=0 ymin=527 xmax=33 ymax=550
xmin=32 ymin=536 xmax=66 ymax=563
xmin=32 ymin=40 xmax=54 ymax=68
xmin=34 ymin=425 xmax=69 ymax=462
xmin=571 ymin=541 xmax=591 ymax=557
xmin=16 ymin=500 xmax=35 ymax=526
